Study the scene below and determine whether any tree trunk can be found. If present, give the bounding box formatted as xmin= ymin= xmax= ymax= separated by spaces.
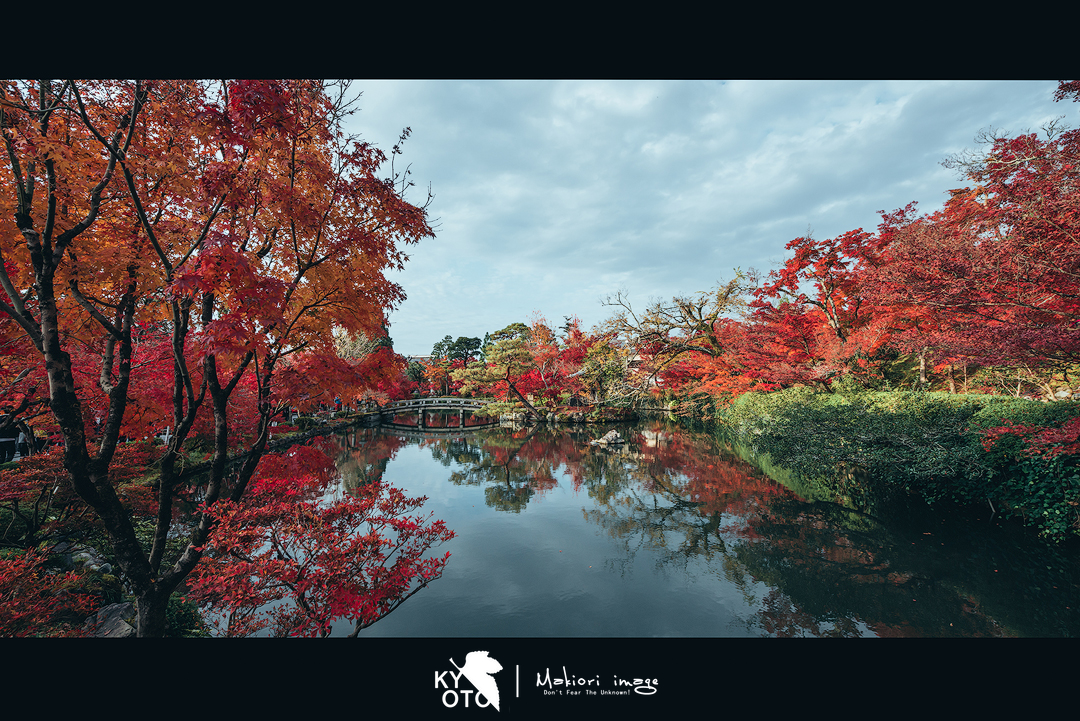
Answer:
xmin=137 ymin=585 xmax=170 ymax=637
xmin=506 ymin=380 xmax=541 ymax=418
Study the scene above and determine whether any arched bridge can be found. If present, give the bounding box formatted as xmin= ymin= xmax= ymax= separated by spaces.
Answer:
xmin=380 ymin=397 xmax=498 ymax=431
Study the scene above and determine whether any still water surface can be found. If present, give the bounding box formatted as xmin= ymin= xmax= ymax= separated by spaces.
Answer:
xmin=326 ymin=418 xmax=1079 ymax=637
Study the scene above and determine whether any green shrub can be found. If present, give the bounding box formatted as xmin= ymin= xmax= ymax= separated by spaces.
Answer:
xmin=968 ymin=397 xmax=1080 ymax=433
xmin=165 ymin=594 xmax=210 ymax=637
xmin=984 ymin=449 xmax=1079 ymax=541
xmin=726 ymin=389 xmax=980 ymax=497
xmin=722 ymin=388 xmax=1080 ymax=540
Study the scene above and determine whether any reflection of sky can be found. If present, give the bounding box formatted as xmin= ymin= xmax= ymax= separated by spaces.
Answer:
xmin=345 ymin=80 xmax=1067 ymax=355
xmin=346 ymin=439 xmax=764 ymax=637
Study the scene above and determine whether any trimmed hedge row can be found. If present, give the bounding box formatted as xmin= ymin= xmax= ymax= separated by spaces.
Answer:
xmin=721 ymin=388 xmax=1080 ymax=541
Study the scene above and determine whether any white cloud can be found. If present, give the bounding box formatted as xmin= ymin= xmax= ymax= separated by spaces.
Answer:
xmin=349 ymin=80 xmax=1066 ymax=354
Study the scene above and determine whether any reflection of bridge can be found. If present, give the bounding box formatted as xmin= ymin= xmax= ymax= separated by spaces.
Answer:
xmin=378 ymin=426 xmax=495 ymax=441
xmin=380 ymin=397 xmax=497 ymax=431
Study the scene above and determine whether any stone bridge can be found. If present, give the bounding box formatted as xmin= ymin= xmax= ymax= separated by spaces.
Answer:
xmin=380 ymin=397 xmax=498 ymax=431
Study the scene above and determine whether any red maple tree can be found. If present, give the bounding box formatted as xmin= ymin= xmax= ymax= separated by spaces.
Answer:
xmin=186 ymin=440 xmax=454 ymax=637
xmin=0 ymin=79 xmax=442 ymax=636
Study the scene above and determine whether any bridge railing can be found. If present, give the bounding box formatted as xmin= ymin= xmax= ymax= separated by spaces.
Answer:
xmin=383 ymin=397 xmax=491 ymax=411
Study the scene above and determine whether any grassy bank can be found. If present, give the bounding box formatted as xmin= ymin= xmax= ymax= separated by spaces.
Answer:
xmin=718 ymin=387 xmax=1080 ymax=541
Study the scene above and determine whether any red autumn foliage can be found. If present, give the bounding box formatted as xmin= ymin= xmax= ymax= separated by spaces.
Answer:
xmin=186 ymin=441 xmax=455 ymax=637
xmin=979 ymin=417 xmax=1080 ymax=460
xmin=0 ymin=549 xmax=98 ymax=637
xmin=862 ymin=84 xmax=1080 ymax=371
xmin=0 ymin=441 xmax=159 ymax=547
xmin=743 ymin=229 xmax=899 ymax=389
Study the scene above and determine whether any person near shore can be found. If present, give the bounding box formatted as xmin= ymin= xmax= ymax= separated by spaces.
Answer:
xmin=0 ymin=429 xmax=16 ymax=463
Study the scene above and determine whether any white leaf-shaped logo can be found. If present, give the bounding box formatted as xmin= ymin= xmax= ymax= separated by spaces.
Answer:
xmin=450 ymin=651 xmax=503 ymax=711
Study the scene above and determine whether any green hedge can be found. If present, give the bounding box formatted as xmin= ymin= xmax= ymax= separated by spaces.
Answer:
xmin=721 ymin=387 xmax=1080 ymax=540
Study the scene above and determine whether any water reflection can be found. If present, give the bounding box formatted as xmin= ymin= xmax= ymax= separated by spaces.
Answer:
xmin=326 ymin=420 xmax=1080 ymax=637
xmin=334 ymin=426 xmax=408 ymax=490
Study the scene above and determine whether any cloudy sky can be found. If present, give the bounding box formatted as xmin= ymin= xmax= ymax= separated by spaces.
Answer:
xmin=343 ymin=80 xmax=1069 ymax=356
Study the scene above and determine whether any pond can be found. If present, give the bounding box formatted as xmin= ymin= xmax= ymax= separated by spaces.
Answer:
xmin=323 ymin=417 xmax=1080 ymax=637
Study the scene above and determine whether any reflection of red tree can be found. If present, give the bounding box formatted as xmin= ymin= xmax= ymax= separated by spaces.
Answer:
xmin=757 ymin=588 xmax=865 ymax=638
xmin=633 ymin=424 xmax=795 ymax=521
xmin=479 ymin=429 xmax=563 ymax=499
xmin=545 ymin=434 xmax=593 ymax=493
xmin=332 ymin=430 xmax=409 ymax=487
xmin=866 ymin=622 xmax=923 ymax=638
